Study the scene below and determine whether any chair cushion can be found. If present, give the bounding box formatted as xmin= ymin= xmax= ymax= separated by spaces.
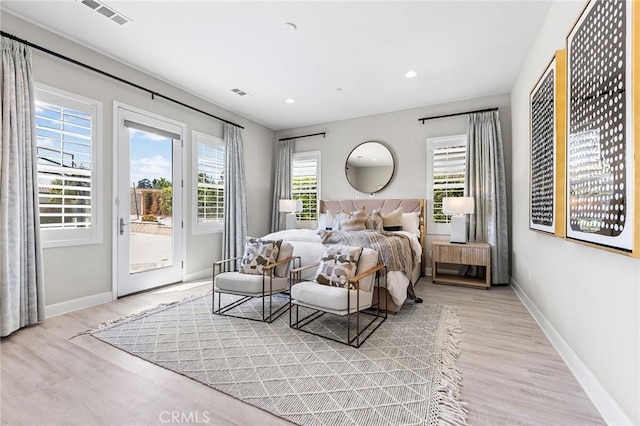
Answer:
xmin=275 ymin=242 xmax=293 ymax=278
xmin=239 ymin=237 xmax=282 ymax=275
xmin=314 ymin=245 xmax=363 ymax=289
xmin=215 ymin=271 xmax=288 ymax=296
xmin=291 ymin=247 xmax=378 ymax=313
xmin=291 ymin=281 xmax=373 ymax=313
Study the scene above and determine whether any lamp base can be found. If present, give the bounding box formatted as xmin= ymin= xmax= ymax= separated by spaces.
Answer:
xmin=285 ymin=213 xmax=297 ymax=230
xmin=449 ymin=215 xmax=467 ymax=244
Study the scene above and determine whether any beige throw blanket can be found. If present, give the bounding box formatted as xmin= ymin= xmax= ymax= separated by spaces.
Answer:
xmin=318 ymin=230 xmax=415 ymax=281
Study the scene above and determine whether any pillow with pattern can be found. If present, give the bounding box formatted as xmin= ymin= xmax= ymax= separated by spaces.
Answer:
xmin=366 ymin=210 xmax=383 ymax=230
xmin=239 ymin=237 xmax=282 ymax=275
xmin=314 ymin=245 xmax=363 ymax=289
xmin=338 ymin=207 xmax=368 ymax=231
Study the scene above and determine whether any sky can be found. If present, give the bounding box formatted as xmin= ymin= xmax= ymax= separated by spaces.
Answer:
xmin=129 ymin=129 xmax=173 ymax=187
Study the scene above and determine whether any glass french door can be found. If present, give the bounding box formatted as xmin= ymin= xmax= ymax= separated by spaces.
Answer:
xmin=116 ymin=105 xmax=183 ymax=297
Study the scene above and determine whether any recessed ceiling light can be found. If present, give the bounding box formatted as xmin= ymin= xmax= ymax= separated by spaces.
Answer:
xmin=285 ymin=98 xmax=295 ymax=104
xmin=282 ymin=22 xmax=297 ymax=33
xmin=405 ymin=70 xmax=417 ymax=78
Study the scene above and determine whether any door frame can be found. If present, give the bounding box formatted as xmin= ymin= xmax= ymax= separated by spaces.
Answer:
xmin=111 ymin=101 xmax=187 ymax=299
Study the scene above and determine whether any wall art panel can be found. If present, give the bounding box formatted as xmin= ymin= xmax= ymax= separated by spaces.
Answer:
xmin=566 ymin=0 xmax=634 ymax=252
xmin=530 ymin=56 xmax=557 ymax=234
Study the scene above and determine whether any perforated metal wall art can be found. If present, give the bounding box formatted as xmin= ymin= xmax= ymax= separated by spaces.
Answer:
xmin=530 ymin=58 xmax=556 ymax=233
xmin=566 ymin=0 xmax=634 ymax=251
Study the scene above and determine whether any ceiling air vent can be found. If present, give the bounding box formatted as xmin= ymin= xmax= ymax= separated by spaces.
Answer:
xmin=231 ymin=88 xmax=248 ymax=96
xmin=79 ymin=0 xmax=132 ymax=26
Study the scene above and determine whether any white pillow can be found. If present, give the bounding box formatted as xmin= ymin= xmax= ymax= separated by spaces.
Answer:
xmin=317 ymin=210 xmax=335 ymax=230
xmin=402 ymin=212 xmax=421 ymax=235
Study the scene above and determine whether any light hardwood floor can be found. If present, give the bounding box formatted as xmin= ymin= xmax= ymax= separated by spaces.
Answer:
xmin=1 ymin=278 xmax=605 ymax=426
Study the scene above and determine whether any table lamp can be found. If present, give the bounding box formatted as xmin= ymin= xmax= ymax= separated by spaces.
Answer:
xmin=442 ymin=197 xmax=474 ymax=244
xmin=279 ymin=199 xmax=303 ymax=229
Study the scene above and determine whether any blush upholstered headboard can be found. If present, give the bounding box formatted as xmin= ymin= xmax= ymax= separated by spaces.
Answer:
xmin=319 ymin=199 xmax=426 ymax=274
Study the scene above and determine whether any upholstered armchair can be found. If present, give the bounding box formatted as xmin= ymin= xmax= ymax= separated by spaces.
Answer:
xmin=213 ymin=239 xmax=299 ymax=323
xmin=289 ymin=246 xmax=387 ymax=348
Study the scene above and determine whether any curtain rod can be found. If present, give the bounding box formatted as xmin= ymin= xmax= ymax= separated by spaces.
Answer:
xmin=278 ymin=132 xmax=326 ymax=142
xmin=1 ymin=31 xmax=245 ymax=129
xmin=418 ymin=107 xmax=498 ymax=124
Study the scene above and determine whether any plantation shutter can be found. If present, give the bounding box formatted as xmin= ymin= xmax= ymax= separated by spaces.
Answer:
xmin=196 ymin=140 xmax=225 ymax=223
xmin=36 ymin=100 xmax=93 ymax=229
xmin=292 ymin=152 xmax=319 ymax=220
xmin=432 ymin=143 xmax=466 ymax=224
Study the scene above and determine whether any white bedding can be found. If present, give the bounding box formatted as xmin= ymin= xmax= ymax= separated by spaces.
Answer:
xmin=262 ymin=229 xmax=422 ymax=307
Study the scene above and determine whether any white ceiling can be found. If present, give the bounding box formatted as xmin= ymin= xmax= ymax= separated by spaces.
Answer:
xmin=1 ymin=1 xmax=551 ymax=131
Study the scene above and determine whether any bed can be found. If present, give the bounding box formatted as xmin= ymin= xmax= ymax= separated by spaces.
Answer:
xmin=262 ymin=199 xmax=425 ymax=313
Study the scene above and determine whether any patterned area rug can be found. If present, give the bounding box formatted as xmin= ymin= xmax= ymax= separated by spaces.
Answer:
xmin=90 ymin=293 xmax=467 ymax=425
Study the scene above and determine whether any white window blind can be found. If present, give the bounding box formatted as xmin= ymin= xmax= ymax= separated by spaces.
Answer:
xmin=35 ymin=85 xmax=102 ymax=246
xmin=426 ymin=134 xmax=467 ymax=234
xmin=292 ymin=151 xmax=320 ymax=221
xmin=432 ymin=144 xmax=466 ymax=223
xmin=193 ymin=132 xmax=224 ymax=233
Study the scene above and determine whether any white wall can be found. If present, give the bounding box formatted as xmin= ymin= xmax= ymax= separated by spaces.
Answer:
xmin=2 ymin=12 xmax=275 ymax=307
xmin=275 ymin=93 xmax=512 ymax=270
xmin=510 ymin=2 xmax=639 ymax=424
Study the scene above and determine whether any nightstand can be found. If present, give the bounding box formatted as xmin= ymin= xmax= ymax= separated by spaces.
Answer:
xmin=431 ymin=240 xmax=491 ymax=289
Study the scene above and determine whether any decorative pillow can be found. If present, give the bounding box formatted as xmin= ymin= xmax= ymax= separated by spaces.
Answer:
xmin=381 ymin=207 xmax=403 ymax=231
xmin=317 ymin=210 xmax=335 ymax=231
xmin=314 ymin=245 xmax=363 ymax=289
xmin=338 ymin=208 xmax=368 ymax=231
xmin=332 ymin=210 xmax=346 ymax=230
xmin=366 ymin=210 xmax=383 ymax=230
xmin=402 ymin=212 xmax=421 ymax=235
xmin=239 ymin=238 xmax=282 ymax=275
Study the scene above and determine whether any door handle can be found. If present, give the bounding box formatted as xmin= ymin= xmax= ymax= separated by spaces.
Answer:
xmin=119 ymin=218 xmax=129 ymax=235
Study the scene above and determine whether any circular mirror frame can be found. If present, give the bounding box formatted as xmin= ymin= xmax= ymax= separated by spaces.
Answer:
xmin=345 ymin=141 xmax=395 ymax=194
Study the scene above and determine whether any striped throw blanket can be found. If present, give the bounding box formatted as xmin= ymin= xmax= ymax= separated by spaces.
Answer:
xmin=318 ymin=230 xmax=415 ymax=280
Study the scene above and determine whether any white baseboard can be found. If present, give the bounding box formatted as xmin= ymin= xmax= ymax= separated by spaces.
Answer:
xmin=185 ymin=267 xmax=212 ymax=282
xmin=45 ymin=270 xmax=211 ymax=319
xmin=425 ymin=267 xmax=432 ymax=277
xmin=45 ymin=291 xmax=114 ymax=318
xmin=510 ymin=278 xmax=633 ymax=426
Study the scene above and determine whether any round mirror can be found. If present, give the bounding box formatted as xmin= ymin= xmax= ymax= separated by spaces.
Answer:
xmin=345 ymin=141 xmax=395 ymax=194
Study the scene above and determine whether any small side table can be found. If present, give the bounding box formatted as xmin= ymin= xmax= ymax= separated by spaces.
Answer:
xmin=432 ymin=240 xmax=491 ymax=289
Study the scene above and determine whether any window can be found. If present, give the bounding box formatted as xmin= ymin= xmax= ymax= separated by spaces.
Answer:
xmin=35 ymin=84 xmax=102 ymax=247
xmin=426 ymin=134 xmax=467 ymax=234
xmin=292 ymin=151 xmax=320 ymax=221
xmin=192 ymin=131 xmax=224 ymax=233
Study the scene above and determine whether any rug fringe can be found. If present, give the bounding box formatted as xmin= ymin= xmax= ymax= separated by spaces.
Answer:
xmin=437 ymin=306 xmax=468 ymax=426
xmin=70 ymin=289 xmax=213 ymax=339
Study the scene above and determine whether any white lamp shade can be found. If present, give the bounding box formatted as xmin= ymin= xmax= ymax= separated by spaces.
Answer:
xmin=442 ymin=197 xmax=474 ymax=215
xmin=279 ymin=199 xmax=302 ymax=213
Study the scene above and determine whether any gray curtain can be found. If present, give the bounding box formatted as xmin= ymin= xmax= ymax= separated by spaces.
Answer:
xmin=223 ymin=124 xmax=248 ymax=263
xmin=1 ymin=39 xmax=45 ymax=337
xmin=466 ymin=111 xmax=510 ymax=285
xmin=270 ymin=139 xmax=294 ymax=232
